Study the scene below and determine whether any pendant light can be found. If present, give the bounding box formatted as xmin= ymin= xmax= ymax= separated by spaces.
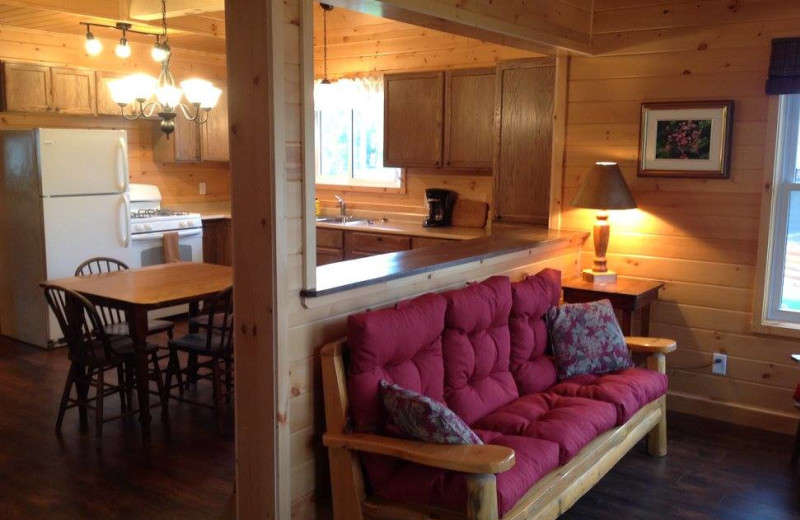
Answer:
xmin=82 ymin=24 xmax=102 ymax=56
xmin=115 ymin=23 xmax=132 ymax=58
xmin=315 ymin=3 xmax=335 ymax=107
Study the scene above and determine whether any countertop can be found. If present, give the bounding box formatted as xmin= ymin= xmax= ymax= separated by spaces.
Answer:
xmin=165 ymin=201 xmax=231 ymax=220
xmin=316 ymin=219 xmax=488 ymax=240
xmin=303 ymin=227 xmax=587 ymax=297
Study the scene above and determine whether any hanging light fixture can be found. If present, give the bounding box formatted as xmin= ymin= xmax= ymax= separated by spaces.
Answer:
xmin=106 ymin=0 xmax=221 ymax=137
xmin=315 ymin=3 xmax=335 ymax=107
xmin=114 ymin=23 xmax=132 ymax=58
xmin=82 ymin=23 xmax=102 ymax=56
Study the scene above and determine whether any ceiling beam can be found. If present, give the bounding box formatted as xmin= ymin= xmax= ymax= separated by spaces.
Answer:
xmin=324 ymin=0 xmax=593 ymax=55
xmin=1 ymin=0 xmax=125 ymax=19
xmin=128 ymin=0 xmax=224 ymax=21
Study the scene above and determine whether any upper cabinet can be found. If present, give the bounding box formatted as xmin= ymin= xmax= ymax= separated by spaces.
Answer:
xmin=492 ymin=58 xmax=555 ymax=225
xmin=443 ymin=69 xmax=495 ymax=170
xmin=201 ymin=84 xmax=229 ymax=162
xmin=383 ymin=68 xmax=495 ymax=171
xmin=384 ymin=72 xmax=444 ymax=168
xmin=51 ymin=67 xmax=96 ymax=115
xmin=1 ymin=63 xmax=97 ymax=114
xmin=154 ymin=83 xmax=229 ymax=163
xmin=2 ymin=62 xmax=52 ymax=112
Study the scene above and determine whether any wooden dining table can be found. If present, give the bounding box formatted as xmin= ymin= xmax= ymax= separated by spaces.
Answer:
xmin=42 ymin=262 xmax=233 ymax=439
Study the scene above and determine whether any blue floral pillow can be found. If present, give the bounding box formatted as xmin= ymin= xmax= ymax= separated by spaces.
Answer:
xmin=380 ymin=380 xmax=482 ymax=445
xmin=546 ymin=299 xmax=633 ymax=380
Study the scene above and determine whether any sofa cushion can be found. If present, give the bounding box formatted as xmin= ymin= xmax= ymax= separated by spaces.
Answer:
xmin=509 ymin=269 xmax=561 ymax=395
xmin=380 ymin=380 xmax=483 ymax=445
xmin=472 ymin=393 xmax=617 ymax=464
xmin=548 ymin=368 xmax=668 ymax=425
xmin=442 ymin=276 xmax=519 ymax=425
xmin=375 ymin=434 xmax=560 ymax=516
xmin=547 ymin=299 xmax=633 ymax=380
xmin=347 ymin=292 xmax=448 ymax=487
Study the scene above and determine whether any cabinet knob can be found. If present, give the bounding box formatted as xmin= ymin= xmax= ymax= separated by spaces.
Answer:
xmin=445 ymin=161 xmax=451 ymax=166
xmin=434 ymin=161 xmax=440 ymax=166
xmin=377 ymin=237 xmax=383 ymax=242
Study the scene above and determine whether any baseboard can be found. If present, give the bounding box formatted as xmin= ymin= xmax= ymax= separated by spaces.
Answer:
xmin=667 ymin=391 xmax=798 ymax=435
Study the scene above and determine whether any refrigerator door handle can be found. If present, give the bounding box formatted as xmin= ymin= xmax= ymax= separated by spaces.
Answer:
xmin=122 ymin=195 xmax=131 ymax=247
xmin=118 ymin=136 xmax=130 ymax=193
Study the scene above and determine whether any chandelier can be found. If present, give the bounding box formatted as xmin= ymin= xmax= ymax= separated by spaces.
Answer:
xmin=102 ymin=0 xmax=221 ymax=137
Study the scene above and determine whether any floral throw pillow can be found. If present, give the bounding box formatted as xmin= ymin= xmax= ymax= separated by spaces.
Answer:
xmin=379 ymin=380 xmax=483 ymax=445
xmin=546 ymin=299 xmax=633 ymax=380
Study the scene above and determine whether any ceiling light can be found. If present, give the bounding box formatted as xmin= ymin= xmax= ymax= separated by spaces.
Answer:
xmin=83 ymin=25 xmax=102 ymax=56
xmin=151 ymin=38 xmax=171 ymax=62
xmin=315 ymin=4 xmax=335 ymax=105
xmin=115 ymin=36 xmax=131 ymax=58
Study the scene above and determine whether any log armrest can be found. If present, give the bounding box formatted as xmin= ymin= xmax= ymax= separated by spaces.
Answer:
xmin=323 ymin=432 xmax=515 ymax=474
xmin=625 ymin=337 xmax=677 ymax=354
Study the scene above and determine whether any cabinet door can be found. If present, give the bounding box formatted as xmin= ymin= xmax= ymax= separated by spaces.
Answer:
xmin=345 ymin=232 xmax=411 ymax=254
xmin=444 ymin=69 xmax=495 ymax=170
xmin=2 ymin=62 xmax=52 ymax=112
xmin=51 ymin=67 xmax=96 ymax=115
xmin=96 ymin=71 xmax=123 ymax=116
xmin=493 ymin=59 xmax=555 ymax=225
xmin=201 ymin=84 xmax=229 ymax=161
xmin=154 ymin=111 xmax=201 ymax=162
xmin=317 ymin=247 xmax=343 ymax=266
xmin=383 ymin=72 xmax=444 ymax=168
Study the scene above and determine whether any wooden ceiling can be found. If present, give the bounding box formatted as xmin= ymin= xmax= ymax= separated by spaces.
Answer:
xmin=0 ymin=3 xmax=225 ymax=54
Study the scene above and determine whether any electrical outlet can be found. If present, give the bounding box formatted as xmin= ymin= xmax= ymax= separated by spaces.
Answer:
xmin=199 ymin=182 xmax=207 ymax=195
xmin=712 ymin=353 xmax=727 ymax=375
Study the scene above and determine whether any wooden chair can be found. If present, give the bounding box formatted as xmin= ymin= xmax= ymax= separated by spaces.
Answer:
xmin=75 ymin=257 xmax=175 ymax=341
xmin=165 ymin=286 xmax=234 ymax=432
xmin=44 ymin=285 xmax=165 ymax=445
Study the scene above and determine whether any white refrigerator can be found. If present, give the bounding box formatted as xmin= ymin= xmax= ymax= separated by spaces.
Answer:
xmin=0 ymin=128 xmax=133 ymax=348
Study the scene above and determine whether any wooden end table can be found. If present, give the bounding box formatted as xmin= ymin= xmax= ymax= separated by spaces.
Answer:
xmin=562 ymin=276 xmax=664 ymax=336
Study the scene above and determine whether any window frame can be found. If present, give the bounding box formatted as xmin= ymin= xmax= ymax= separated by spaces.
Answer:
xmin=754 ymin=94 xmax=800 ymax=336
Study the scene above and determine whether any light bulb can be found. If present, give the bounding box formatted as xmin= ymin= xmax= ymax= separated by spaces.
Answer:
xmin=126 ymin=73 xmax=157 ymax=101
xmin=151 ymin=41 xmax=170 ymax=62
xmin=115 ymin=37 xmax=131 ymax=59
xmin=85 ymin=32 xmax=102 ymax=56
xmin=180 ymin=78 xmax=212 ymax=105
xmin=155 ymin=85 xmax=183 ymax=108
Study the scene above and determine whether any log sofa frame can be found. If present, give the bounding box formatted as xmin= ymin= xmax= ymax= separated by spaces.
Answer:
xmin=321 ymin=336 xmax=676 ymax=520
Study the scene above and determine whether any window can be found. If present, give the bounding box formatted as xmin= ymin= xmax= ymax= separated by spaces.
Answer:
xmin=761 ymin=94 xmax=800 ymax=328
xmin=314 ymin=76 xmax=401 ymax=188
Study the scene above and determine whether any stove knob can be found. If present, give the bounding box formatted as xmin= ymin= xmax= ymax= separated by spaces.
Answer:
xmin=187 ymin=220 xmax=196 ymax=227
xmin=144 ymin=224 xmax=153 ymax=231
xmin=134 ymin=224 xmax=143 ymax=232
xmin=179 ymin=221 xmax=187 ymax=228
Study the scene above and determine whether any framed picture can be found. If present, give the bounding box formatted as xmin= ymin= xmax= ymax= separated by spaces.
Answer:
xmin=638 ymin=100 xmax=734 ymax=178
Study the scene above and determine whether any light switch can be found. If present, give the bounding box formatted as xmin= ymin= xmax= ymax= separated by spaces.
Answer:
xmin=199 ymin=182 xmax=207 ymax=195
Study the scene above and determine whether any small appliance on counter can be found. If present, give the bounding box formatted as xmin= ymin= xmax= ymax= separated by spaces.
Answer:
xmin=423 ymin=188 xmax=457 ymax=227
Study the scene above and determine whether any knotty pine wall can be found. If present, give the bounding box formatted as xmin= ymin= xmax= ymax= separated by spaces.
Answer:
xmin=561 ymin=0 xmax=800 ymax=434
xmin=0 ymin=25 xmax=230 ymax=205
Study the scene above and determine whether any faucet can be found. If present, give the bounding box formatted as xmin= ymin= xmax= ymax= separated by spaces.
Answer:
xmin=334 ymin=195 xmax=347 ymax=217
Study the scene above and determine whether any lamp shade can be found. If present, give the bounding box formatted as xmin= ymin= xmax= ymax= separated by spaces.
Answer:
xmin=570 ymin=162 xmax=637 ymax=210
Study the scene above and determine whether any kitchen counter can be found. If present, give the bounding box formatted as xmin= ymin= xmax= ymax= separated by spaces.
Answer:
xmin=316 ymin=218 xmax=488 ymax=240
xmin=302 ymin=227 xmax=587 ymax=297
xmin=165 ymin=201 xmax=231 ymax=220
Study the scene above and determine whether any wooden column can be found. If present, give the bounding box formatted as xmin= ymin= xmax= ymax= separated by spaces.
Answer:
xmin=466 ymin=473 xmax=499 ymax=520
xmin=646 ymin=353 xmax=668 ymax=457
xmin=226 ymin=0 xmax=290 ymax=518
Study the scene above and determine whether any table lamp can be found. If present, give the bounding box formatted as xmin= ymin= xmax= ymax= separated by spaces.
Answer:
xmin=570 ymin=162 xmax=637 ymax=284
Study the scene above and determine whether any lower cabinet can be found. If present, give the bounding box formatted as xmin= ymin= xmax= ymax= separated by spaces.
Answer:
xmin=316 ymin=227 xmax=457 ymax=265
xmin=203 ymin=218 xmax=232 ymax=266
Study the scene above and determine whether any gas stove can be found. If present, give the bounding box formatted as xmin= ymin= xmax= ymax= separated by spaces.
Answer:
xmin=129 ymin=184 xmax=202 ymax=235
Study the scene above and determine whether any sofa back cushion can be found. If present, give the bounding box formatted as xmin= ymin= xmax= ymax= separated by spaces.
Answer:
xmin=442 ymin=276 xmax=519 ymax=425
xmin=509 ymin=269 xmax=561 ymax=394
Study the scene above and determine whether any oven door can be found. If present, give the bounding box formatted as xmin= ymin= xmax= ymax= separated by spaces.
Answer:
xmin=129 ymin=228 xmax=204 ymax=319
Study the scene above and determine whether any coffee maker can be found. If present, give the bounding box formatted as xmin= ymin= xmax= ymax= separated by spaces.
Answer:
xmin=423 ymin=188 xmax=457 ymax=227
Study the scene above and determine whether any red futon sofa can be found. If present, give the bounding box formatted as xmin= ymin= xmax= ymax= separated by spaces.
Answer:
xmin=321 ymin=269 xmax=676 ymax=520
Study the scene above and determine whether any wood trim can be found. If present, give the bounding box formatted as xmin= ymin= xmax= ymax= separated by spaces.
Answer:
xmin=225 ymin=0 xmax=284 ymax=517
xmin=549 ymin=54 xmax=569 ymax=230
xmin=302 ymin=0 xmax=317 ymax=293
xmin=625 ymin=337 xmax=677 ymax=355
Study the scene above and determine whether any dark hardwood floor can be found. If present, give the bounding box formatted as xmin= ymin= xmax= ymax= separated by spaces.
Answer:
xmin=0 ymin=330 xmax=798 ymax=520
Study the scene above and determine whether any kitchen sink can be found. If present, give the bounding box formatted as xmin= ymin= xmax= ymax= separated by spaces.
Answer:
xmin=316 ymin=216 xmax=372 ymax=226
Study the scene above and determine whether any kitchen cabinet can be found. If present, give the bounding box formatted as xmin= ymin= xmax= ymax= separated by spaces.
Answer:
xmin=51 ymin=67 xmax=96 ymax=115
xmin=345 ymin=232 xmax=411 ymax=260
xmin=383 ymin=69 xmax=495 ymax=171
xmin=203 ymin=218 xmax=232 ymax=266
xmin=493 ymin=58 xmax=555 ymax=225
xmin=384 ymin=72 xmax=444 ymax=168
xmin=316 ymin=228 xmax=344 ymax=266
xmin=1 ymin=62 xmax=52 ymax=112
xmin=411 ymin=236 xmax=456 ymax=249
xmin=1 ymin=63 xmax=97 ymax=114
xmin=154 ymin=84 xmax=229 ymax=163
xmin=443 ymin=69 xmax=495 ymax=170
xmin=96 ymin=71 xmax=125 ymax=116
xmin=201 ymin=84 xmax=230 ymax=161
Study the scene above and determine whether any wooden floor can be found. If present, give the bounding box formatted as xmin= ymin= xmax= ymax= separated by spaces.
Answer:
xmin=0 ymin=332 xmax=798 ymax=520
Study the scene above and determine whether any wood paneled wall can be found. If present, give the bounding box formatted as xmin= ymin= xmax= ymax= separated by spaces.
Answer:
xmin=0 ymin=25 xmax=230 ymax=204
xmin=560 ymin=0 xmax=800 ymax=434
xmin=313 ymin=8 xmax=537 ymax=79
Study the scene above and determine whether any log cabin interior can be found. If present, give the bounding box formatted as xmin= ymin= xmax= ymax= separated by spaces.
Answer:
xmin=0 ymin=0 xmax=799 ymax=519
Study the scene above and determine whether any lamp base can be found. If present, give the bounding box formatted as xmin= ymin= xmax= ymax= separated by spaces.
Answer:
xmin=581 ymin=269 xmax=618 ymax=284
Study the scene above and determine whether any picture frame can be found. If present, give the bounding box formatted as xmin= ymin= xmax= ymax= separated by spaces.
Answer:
xmin=638 ymin=100 xmax=734 ymax=179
